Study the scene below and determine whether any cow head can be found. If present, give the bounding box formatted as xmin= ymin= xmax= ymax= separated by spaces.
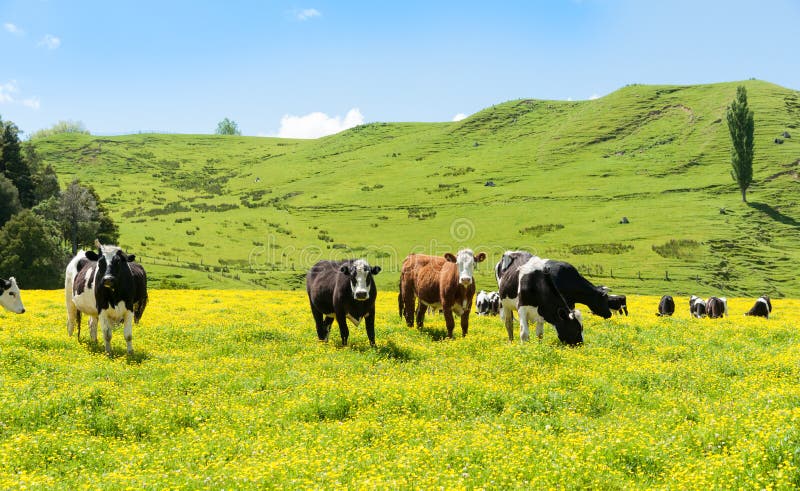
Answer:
xmin=444 ymin=249 xmax=486 ymax=287
xmin=95 ymin=244 xmax=135 ymax=292
xmin=542 ymin=268 xmax=583 ymax=345
xmin=340 ymin=259 xmax=380 ymax=301
xmin=0 ymin=277 xmax=25 ymax=314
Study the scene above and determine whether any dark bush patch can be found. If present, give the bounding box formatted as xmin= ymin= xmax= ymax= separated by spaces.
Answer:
xmin=571 ymin=243 xmax=634 ymax=255
xmin=652 ymin=239 xmax=702 ymax=259
xmin=520 ymin=223 xmax=565 ymax=236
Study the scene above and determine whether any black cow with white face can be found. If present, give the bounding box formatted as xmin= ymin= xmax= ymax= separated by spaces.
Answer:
xmin=67 ymin=242 xmax=148 ymax=355
xmin=495 ymin=251 xmax=583 ymax=344
xmin=745 ymin=295 xmax=772 ymax=318
xmin=544 ymin=261 xmax=613 ymax=319
xmin=306 ymin=259 xmax=381 ymax=346
xmin=607 ymin=294 xmax=628 ymax=316
xmin=656 ymin=295 xmax=675 ymax=316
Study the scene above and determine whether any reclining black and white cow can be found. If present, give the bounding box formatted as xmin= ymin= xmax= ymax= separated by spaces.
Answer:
xmin=495 ymin=251 xmax=585 ymax=344
xmin=656 ymin=295 xmax=675 ymax=316
xmin=0 ymin=277 xmax=25 ymax=314
xmin=65 ymin=242 xmax=148 ymax=355
xmin=689 ymin=295 xmax=707 ymax=318
xmin=306 ymin=259 xmax=381 ymax=346
xmin=475 ymin=290 xmax=500 ymax=315
xmin=745 ymin=295 xmax=772 ymax=318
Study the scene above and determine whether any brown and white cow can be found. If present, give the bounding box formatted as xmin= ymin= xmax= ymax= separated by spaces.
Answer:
xmin=745 ymin=295 xmax=772 ymax=318
xmin=399 ymin=249 xmax=486 ymax=338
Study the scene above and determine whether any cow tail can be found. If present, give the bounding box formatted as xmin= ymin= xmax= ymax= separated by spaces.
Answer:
xmin=397 ymin=281 xmax=403 ymax=318
xmin=134 ymin=296 xmax=148 ymax=324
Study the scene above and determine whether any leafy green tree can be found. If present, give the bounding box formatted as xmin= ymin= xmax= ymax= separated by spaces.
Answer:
xmin=0 ymin=175 xmax=22 ymax=227
xmin=29 ymin=120 xmax=90 ymax=140
xmin=726 ymin=85 xmax=755 ymax=202
xmin=59 ymin=180 xmax=98 ymax=255
xmin=33 ymin=164 xmax=61 ymax=204
xmin=1 ymin=122 xmax=36 ymax=207
xmin=0 ymin=209 xmax=64 ymax=288
xmin=215 ymin=117 xmax=241 ymax=135
xmin=84 ymin=184 xmax=120 ymax=245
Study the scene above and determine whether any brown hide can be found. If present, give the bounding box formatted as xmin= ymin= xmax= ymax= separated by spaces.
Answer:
xmin=400 ymin=254 xmax=476 ymax=338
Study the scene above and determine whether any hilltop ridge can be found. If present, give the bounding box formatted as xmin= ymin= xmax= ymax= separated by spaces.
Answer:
xmin=35 ymin=80 xmax=800 ymax=296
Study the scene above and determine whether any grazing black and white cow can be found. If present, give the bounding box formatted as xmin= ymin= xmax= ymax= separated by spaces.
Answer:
xmin=476 ymin=290 xmax=500 ymax=315
xmin=0 ymin=277 xmax=25 ymax=314
xmin=689 ymin=295 xmax=707 ymax=318
xmin=495 ymin=251 xmax=583 ymax=344
xmin=745 ymin=295 xmax=772 ymax=318
xmin=65 ymin=242 xmax=148 ymax=355
xmin=546 ymin=260 xmax=612 ymax=319
xmin=706 ymin=296 xmax=728 ymax=319
xmin=608 ymin=294 xmax=628 ymax=316
xmin=656 ymin=295 xmax=675 ymax=316
xmin=307 ymin=259 xmax=381 ymax=346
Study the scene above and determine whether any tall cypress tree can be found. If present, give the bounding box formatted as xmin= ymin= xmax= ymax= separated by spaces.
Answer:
xmin=726 ymin=85 xmax=755 ymax=202
xmin=1 ymin=122 xmax=36 ymax=207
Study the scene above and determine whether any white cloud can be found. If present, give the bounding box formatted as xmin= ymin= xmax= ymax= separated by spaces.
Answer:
xmin=22 ymin=97 xmax=40 ymax=110
xmin=589 ymin=93 xmax=600 ymax=100
xmin=39 ymin=34 xmax=60 ymax=49
xmin=296 ymin=8 xmax=321 ymax=21
xmin=452 ymin=113 xmax=467 ymax=122
xmin=275 ymin=108 xmax=364 ymax=139
xmin=0 ymin=80 xmax=19 ymax=103
xmin=3 ymin=22 xmax=24 ymax=35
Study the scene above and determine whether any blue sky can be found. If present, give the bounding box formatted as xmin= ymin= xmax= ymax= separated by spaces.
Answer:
xmin=1 ymin=0 xmax=798 ymax=138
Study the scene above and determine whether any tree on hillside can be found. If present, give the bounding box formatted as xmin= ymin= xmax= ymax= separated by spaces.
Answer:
xmin=0 ymin=175 xmax=22 ymax=227
xmin=215 ymin=118 xmax=241 ymax=136
xmin=0 ymin=210 xmax=64 ymax=289
xmin=84 ymin=184 xmax=120 ymax=245
xmin=1 ymin=122 xmax=36 ymax=207
xmin=59 ymin=180 xmax=98 ymax=255
xmin=29 ymin=120 xmax=90 ymax=140
xmin=726 ymin=85 xmax=755 ymax=202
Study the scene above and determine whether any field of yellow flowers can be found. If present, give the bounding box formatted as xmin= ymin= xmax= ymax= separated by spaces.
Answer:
xmin=1 ymin=290 xmax=799 ymax=489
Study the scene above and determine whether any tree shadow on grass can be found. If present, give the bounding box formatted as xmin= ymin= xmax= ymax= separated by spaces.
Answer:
xmin=748 ymin=201 xmax=800 ymax=228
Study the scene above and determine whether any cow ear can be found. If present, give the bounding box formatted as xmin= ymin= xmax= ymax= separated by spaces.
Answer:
xmin=444 ymin=253 xmax=457 ymax=263
xmin=1 ymin=279 xmax=10 ymax=289
xmin=474 ymin=252 xmax=487 ymax=263
xmin=127 ymin=254 xmax=136 ymax=262
xmin=85 ymin=251 xmax=99 ymax=261
xmin=371 ymin=266 xmax=381 ymax=275
xmin=339 ymin=265 xmax=350 ymax=276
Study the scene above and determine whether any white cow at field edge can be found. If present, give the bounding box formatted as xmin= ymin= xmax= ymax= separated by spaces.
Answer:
xmin=0 ymin=277 xmax=25 ymax=314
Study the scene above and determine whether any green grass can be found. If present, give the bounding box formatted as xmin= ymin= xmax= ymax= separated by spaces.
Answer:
xmin=34 ymin=79 xmax=800 ymax=296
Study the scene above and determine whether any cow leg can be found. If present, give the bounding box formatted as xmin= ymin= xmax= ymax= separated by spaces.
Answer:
xmin=66 ymin=300 xmax=79 ymax=337
xmin=415 ymin=302 xmax=426 ymax=328
xmin=335 ymin=312 xmax=350 ymax=346
xmin=365 ymin=309 xmax=376 ymax=346
xmin=500 ymin=306 xmax=514 ymax=342
xmin=123 ymin=310 xmax=134 ymax=355
xmin=535 ymin=321 xmax=545 ymax=340
xmin=460 ymin=312 xmax=469 ymax=337
xmin=99 ymin=314 xmax=113 ymax=355
xmin=310 ymin=306 xmax=329 ymax=341
xmin=89 ymin=316 xmax=99 ymax=344
xmin=517 ymin=307 xmax=531 ymax=342
xmin=442 ymin=308 xmax=456 ymax=338
xmin=401 ymin=284 xmax=416 ymax=328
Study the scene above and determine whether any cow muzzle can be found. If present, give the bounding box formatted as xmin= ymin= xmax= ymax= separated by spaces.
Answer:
xmin=354 ymin=291 xmax=368 ymax=301
xmin=102 ymin=276 xmax=115 ymax=289
xmin=460 ymin=277 xmax=472 ymax=287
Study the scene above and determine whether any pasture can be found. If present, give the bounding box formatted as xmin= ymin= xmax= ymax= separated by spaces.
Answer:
xmin=2 ymin=290 xmax=799 ymax=489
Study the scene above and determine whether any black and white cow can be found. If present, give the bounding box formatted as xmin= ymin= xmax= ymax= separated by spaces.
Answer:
xmin=745 ymin=295 xmax=772 ymax=318
xmin=607 ymin=294 xmax=628 ymax=316
xmin=689 ymin=295 xmax=707 ymax=318
xmin=0 ymin=277 xmax=25 ymax=314
xmin=475 ymin=290 xmax=500 ymax=315
xmin=307 ymin=259 xmax=381 ymax=346
xmin=65 ymin=242 xmax=148 ymax=355
xmin=706 ymin=296 xmax=728 ymax=319
xmin=656 ymin=295 xmax=675 ymax=316
xmin=495 ymin=251 xmax=583 ymax=344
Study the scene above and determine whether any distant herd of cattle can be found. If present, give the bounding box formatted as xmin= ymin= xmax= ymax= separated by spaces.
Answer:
xmin=0 ymin=244 xmax=778 ymax=354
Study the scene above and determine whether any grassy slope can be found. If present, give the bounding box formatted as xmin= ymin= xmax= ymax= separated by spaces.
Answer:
xmin=35 ymin=80 xmax=800 ymax=296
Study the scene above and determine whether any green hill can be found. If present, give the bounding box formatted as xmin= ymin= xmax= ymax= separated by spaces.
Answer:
xmin=34 ymin=80 xmax=800 ymax=296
